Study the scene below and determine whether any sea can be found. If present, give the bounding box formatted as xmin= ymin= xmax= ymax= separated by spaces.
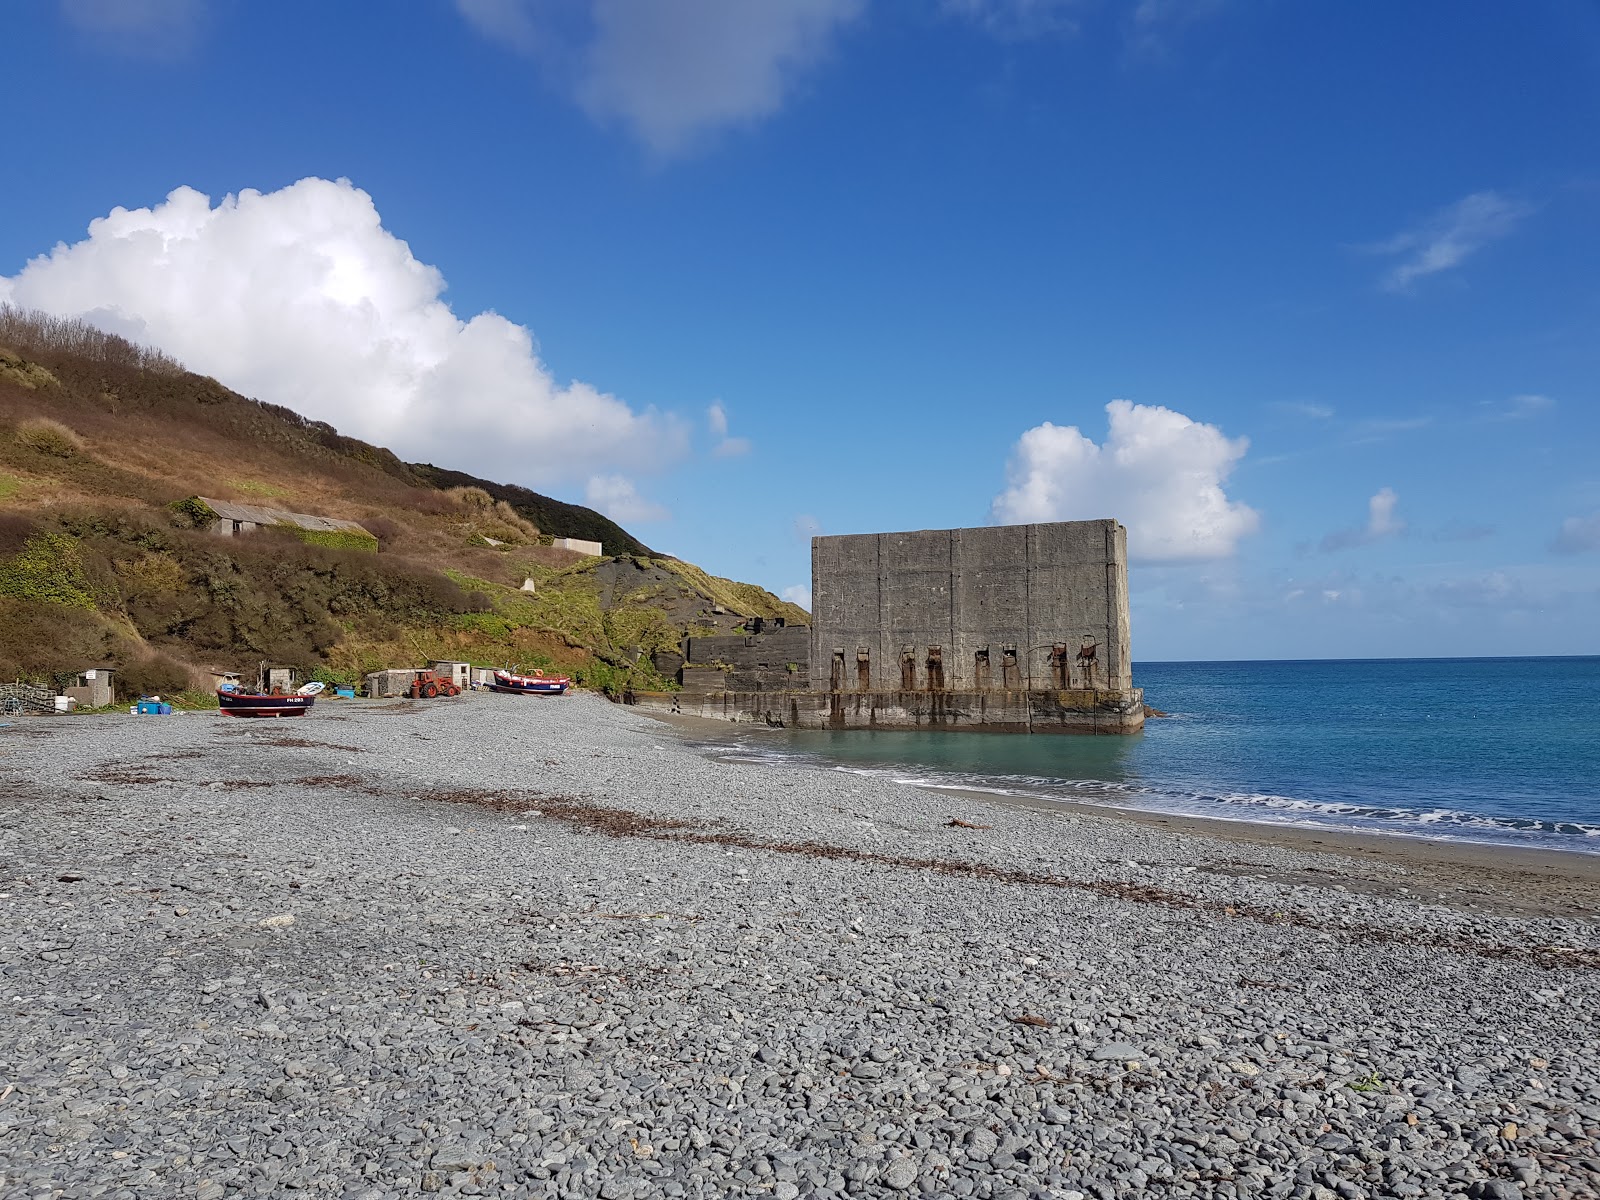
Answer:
xmin=709 ymin=657 xmax=1600 ymax=854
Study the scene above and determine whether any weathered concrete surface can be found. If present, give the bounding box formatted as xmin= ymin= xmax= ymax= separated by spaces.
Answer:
xmin=682 ymin=625 xmax=810 ymax=692
xmin=628 ymin=687 xmax=1145 ymax=734
xmin=806 ymin=520 xmax=1138 ymax=732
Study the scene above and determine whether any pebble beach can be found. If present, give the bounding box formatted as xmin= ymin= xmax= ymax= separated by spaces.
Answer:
xmin=2 ymin=692 xmax=1597 ymax=1200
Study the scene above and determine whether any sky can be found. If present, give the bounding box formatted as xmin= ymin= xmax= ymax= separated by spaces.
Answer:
xmin=3 ymin=0 xmax=1599 ymax=660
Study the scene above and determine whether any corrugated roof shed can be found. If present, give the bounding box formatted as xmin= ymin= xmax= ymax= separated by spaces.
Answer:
xmin=198 ymin=497 xmax=371 ymax=536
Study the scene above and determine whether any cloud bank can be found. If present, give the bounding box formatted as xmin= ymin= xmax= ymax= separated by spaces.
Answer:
xmin=990 ymin=400 xmax=1259 ymax=562
xmin=0 ymin=178 xmax=685 ymax=502
xmin=1366 ymin=191 xmax=1530 ymax=292
xmin=459 ymin=0 xmax=864 ymax=156
xmin=585 ymin=474 xmax=669 ymax=523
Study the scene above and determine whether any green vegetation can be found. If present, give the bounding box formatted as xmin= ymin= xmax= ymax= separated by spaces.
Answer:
xmin=0 ymin=531 xmax=98 ymax=609
xmin=658 ymin=557 xmax=809 ymax=625
xmin=229 ymin=478 xmax=290 ymax=497
xmin=1348 ymin=1070 xmax=1385 ymax=1093
xmin=280 ymin=524 xmax=379 ymax=553
xmin=0 ymin=306 xmax=801 ymax=698
xmin=170 ymin=496 xmax=220 ymax=528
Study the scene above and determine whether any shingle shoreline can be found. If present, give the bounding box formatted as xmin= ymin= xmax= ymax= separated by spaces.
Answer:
xmin=1 ymin=693 xmax=1596 ymax=1199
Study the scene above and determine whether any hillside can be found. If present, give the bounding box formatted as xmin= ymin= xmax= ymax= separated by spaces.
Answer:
xmin=0 ymin=308 xmax=806 ymax=702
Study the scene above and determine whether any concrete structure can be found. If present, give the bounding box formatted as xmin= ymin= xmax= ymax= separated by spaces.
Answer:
xmin=429 ymin=660 xmax=472 ymax=690
xmin=550 ymin=537 xmax=603 ymax=557
xmin=679 ymin=625 xmax=811 ymax=694
xmin=63 ymin=666 xmax=115 ymax=708
xmin=196 ymin=497 xmax=375 ymax=547
xmin=364 ymin=668 xmax=421 ymax=698
xmin=628 ymin=518 xmax=1141 ymax=734
xmin=810 ymin=521 xmax=1131 ymax=695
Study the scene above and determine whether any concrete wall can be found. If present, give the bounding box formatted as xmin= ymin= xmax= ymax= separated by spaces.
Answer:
xmin=550 ymin=537 xmax=603 ymax=557
xmin=64 ymin=669 xmax=114 ymax=708
xmin=682 ymin=625 xmax=810 ymax=692
xmin=627 ymin=686 xmax=1144 ymax=734
xmin=429 ymin=661 xmax=472 ymax=689
xmin=364 ymin=669 xmax=420 ymax=698
xmin=809 ymin=519 xmax=1131 ymax=695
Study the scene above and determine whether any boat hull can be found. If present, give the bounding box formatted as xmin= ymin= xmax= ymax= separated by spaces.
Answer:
xmin=485 ymin=681 xmax=570 ymax=696
xmin=218 ymin=691 xmax=314 ymax=718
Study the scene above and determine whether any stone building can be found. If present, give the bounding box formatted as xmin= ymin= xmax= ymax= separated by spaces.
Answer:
xmin=63 ymin=666 xmax=115 ymax=708
xmin=195 ymin=498 xmax=375 ymax=549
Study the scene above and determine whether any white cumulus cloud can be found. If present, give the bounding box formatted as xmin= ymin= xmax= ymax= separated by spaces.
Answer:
xmin=584 ymin=474 xmax=669 ymax=523
xmin=0 ymin=178 xmax=687 ymax=494
xmin=990 ymin=400 xmax=1259 ymax=562
xmin=781 ymin=584 xmax=812 ymax=610
xmin=1321 ymin=487 xmax=1405 ymax=552
xmin=706 ymin=401 xmax=751 ymax=457
xmin=1552 ymin=513 xmax=1600 ymax=555
xmin=459 ymin=0 xmax=864 ymax=157
xmin=1365 ymin=191 xmax=1531 ymax=292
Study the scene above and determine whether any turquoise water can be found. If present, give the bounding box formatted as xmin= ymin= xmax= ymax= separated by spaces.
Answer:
xmin=720 ymin=657 xmax=1600 ymax=853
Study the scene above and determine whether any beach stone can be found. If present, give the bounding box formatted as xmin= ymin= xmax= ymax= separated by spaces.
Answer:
xmin=965 ymin=1129 xmax=999 ymax=1160
xmin=882 ymin=1157 xmax=919 ymax=1190
xmin=1091 ymin=1043 xmax=1142 ymax=1062
xmin=0 ymin=691 xmax=1593 ymax=1200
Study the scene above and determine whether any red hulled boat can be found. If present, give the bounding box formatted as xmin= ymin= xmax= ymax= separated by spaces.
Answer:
xmin=217 ymin=681 xmax=324 ymax=717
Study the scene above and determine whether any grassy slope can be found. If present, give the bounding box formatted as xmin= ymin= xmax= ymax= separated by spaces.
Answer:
xmin=0 ymin=331 xmax=805 ymax=700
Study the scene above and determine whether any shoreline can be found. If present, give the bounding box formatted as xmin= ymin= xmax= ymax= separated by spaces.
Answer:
xmin=4 ymin=692 xmax=1598 ymax=1198
xmin=639 ymin=707 xmax=1600 ymax=920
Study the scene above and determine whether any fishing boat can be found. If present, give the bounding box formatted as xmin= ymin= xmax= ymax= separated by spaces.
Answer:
xmin=217 ymin=680 xmax=324 ymax=717
xmin=486 ymin=668 xmax=571 ymax=696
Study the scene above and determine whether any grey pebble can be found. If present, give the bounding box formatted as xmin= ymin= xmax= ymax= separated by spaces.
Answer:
xmin=0 ymin=692 xmax=1594 ymax=1200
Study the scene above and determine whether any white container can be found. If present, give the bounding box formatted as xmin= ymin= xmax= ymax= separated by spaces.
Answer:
xmin=54 ymin=696 xmax=76 ymax=712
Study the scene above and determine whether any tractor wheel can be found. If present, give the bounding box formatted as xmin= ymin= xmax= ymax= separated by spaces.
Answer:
xmin=423 ymin=683 xmax=438 ymax=699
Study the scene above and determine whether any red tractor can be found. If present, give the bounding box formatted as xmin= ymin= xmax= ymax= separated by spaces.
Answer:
xmin=409 ymin=670 xmax=461 ymax=700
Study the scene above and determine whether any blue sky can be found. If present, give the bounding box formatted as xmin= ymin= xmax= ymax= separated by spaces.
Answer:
xmin=3 ymin=0 xmax=1599 ymax=659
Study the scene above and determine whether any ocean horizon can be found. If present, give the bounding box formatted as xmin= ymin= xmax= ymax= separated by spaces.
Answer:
xmin=711 ymin=654 xmax=1600 ymax=854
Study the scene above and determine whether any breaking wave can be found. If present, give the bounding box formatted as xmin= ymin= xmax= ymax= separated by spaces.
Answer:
xmin=708 ymin=742 xmax=1600 ymax=853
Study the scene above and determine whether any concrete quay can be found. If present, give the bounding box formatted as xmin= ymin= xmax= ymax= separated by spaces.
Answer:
xmin=629 ymin=686 xmax=1146 ymax=734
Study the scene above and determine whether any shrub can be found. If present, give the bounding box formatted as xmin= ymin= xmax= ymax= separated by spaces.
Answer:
xmin=0 ymin=531 xmax=97 ymax=608
xmin=363 ymin=515 xmax=404 ymax=549
xmin=15 ymin=417 xmax=85 ymax=458
xmin=118 ymin=650 xmax=196 ymax=699
xmin=0 ymin=596 xmax=125 ymax=685
xmin=169 ymin=496 xmax=220 ymax=529
xmin=0 ymin=347 xmax=59 ymax=390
